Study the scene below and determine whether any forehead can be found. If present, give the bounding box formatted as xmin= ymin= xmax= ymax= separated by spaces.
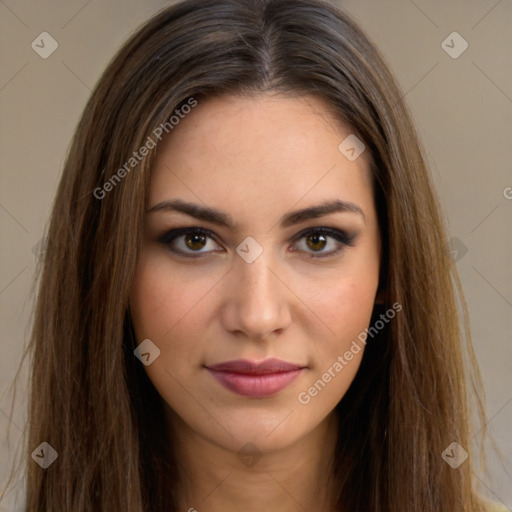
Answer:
xmin=148 ymin=93 xmax=374 ymax=226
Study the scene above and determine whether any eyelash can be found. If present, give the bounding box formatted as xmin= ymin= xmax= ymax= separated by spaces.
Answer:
xmin=157 ymin=226 xmax=357 ymax=259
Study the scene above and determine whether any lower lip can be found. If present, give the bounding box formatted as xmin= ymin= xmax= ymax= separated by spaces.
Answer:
xmin=207 ymin=369 xmax=303 ymax=398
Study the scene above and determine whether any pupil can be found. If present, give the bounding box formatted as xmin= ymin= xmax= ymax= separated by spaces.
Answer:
xmin=307 ymin=234 xmax=326 ymax=251
xmin=186 ymin=234 xmax=206 ymax=250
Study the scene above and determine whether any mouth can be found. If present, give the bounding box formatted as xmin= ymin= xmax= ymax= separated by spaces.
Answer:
xmin=204 ymin=358 xmax=306 ymax=398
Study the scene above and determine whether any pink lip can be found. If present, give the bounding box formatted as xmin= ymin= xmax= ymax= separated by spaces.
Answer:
xmin=205 ymin=358 xmax=305 ymax=398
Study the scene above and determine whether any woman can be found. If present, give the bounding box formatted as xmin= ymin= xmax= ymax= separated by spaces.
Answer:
xmin=18 ymin=0 xmax=499 ymax=510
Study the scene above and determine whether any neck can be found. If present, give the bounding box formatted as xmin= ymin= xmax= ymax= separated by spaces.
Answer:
xmin=166 ymin=409 xmax=340 ymax=512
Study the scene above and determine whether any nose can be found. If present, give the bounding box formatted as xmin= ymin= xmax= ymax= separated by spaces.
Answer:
xmin=219 ymin=251 xmax=292 ymax=341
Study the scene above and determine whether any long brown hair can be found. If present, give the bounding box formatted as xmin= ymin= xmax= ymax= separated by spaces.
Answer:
xmin=13 ymin=0 xmax=490 ymax=509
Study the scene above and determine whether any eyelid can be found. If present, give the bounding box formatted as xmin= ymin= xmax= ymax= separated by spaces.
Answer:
xmin=157 ymin=226 xmax=218 ymax=245
xmin=291 ymin=226 xmax=356 ymax=244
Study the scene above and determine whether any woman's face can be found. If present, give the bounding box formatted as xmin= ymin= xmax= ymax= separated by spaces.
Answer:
xmin=130 ymin=93 xmax=381 ymax=455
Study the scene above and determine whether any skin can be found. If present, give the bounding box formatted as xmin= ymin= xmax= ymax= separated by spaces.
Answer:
xmin=130 ymin=92 xmax=383 ymax=512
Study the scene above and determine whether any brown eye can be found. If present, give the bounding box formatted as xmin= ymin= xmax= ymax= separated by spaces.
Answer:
xmin=185 ymin=233 xmax=207 ymax=250
xmin=305 ymin=233 xmax=327 ymax=252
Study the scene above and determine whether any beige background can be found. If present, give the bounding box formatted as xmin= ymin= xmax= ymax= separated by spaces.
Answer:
xmin=1 ymin=0 xmax=511 ymax=510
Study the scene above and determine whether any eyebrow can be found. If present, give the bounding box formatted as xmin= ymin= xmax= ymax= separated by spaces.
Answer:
xmin=147 ymin=198 xmax=366 ymax=228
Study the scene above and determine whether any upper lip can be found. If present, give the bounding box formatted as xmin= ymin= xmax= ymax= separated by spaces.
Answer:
xmin=206 ymin=358 xmax=304 ymax=374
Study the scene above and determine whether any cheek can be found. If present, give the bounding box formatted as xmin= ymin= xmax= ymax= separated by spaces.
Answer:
xmin=130 ymin=248 xmax=226 ymax=393
xmin=330 ymin=278 xmax=377 ymax=336
xmin=328 ymin=241 xmax=380 ymax=345
xmin=300 ymin=261 xmax=379 ymax=346
xmin=130 ymin=252 xmax=234 ymax=442
xmin=319 ymin=281 xmax=376 ymax=373
xmin=130 ymin=252 xmax=198 ymax=401
xmin=295 ymin=282 xmax=376 ymax=413
xmin=295 ymin=255 xmax=379 ymax=405
xmin=130 ymin=249 xmax=215 ymax=341
xmin=131 ymin=259 xmax=173 ymax=341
